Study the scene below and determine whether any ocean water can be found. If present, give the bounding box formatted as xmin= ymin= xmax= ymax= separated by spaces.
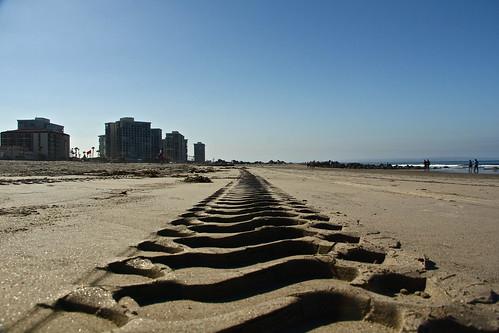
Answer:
xmin=392 ymin=160 xmax=499 ymax=175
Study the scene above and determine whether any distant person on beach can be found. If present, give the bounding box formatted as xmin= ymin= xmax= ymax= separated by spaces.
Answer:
xmin=468 ymin=160 xmax=473 ymax=173
xmin=474 ymin=159 xmax=479 ymax=174
xmin=423 ymin=160 xmax=428 ymax=171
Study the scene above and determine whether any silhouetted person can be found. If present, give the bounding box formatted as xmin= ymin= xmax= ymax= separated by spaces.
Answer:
xmin=423 ymin=159 xmax=428 ymax=171
xmin=468 ymin=160 xmax=473 ymax=173
xmin=474 ymin=159 xmax=479 ymax=174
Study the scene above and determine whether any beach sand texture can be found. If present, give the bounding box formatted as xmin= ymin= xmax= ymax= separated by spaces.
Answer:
xmin=250 ymin=165 xmax=499 ymax=290
xmin=1 ymin=162 xmax=498 ymax=332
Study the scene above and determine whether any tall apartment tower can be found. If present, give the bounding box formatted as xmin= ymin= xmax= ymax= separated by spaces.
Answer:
xmin=194 ymin=142 xmax=206 ymax=163
xmin=151 ymin=128 xmax=162 ymax=160
xmin=0 ymin=117 xmax=70 ymax=160
xmin=98 ymin=135 xmax=106 ymax=158
xmin=164 ymin=131 xmax=187 ymax=163
xmin=183 ymin=138 xmax=188 ymax=161
xmin=104 ymin=117 xmax=152 ymax=161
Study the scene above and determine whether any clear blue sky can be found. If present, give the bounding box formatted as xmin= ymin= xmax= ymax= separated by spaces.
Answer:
xmin=1 ymin=0 xmax=498 ymax=162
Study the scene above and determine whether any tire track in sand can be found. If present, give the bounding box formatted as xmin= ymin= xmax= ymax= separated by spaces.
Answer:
xmin=9 ymin=169 xmax=498 ymax=332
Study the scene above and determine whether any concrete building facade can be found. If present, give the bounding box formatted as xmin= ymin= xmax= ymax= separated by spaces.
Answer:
xmin=164 ymin=131 xmax=187 ymax=163
xmin=98 ymin=135 xmax=106 ymax=158
xmin=104 ymin=117 xmax=152 ymax=161
xmin=194 ymin=142 xmax=206 ymax=163
xmin=0 ymin=117 xmax=70 ymax=160
xmin=151 ymin=128 xmax=163 ymax=161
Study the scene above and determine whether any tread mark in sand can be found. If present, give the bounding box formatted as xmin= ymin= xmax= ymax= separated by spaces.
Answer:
xmin=9 ymin=169 xmax=498 ymax=333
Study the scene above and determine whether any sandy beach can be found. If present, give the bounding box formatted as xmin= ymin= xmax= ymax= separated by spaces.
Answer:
xmin=249 ymin=165 xmax=499 ymax=290
xmin=2 ymin=1 xmax=498 ymax=331
xmin=0 ymin=161 xmax=237 ymax=329
xmin=1 ymin=161 xmax=498 ymax=332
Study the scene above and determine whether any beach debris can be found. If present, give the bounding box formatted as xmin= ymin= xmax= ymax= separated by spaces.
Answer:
xmin=183 ymin=175 xmax=212 ymax=183
xmin=140 ymin=169 xmax=160 ymax=178
xmin=418 ymin=254 xmax=437 ymax=270
xmin=390 ymin=240 xmax=402 ymax=249
xmin=439 ymin=273 xmax=456 ymax=281
xmin=0 ymin=206 xmax=45 ymax=217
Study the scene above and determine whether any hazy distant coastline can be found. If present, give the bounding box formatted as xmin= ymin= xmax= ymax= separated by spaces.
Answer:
xmin=305 ymin=160 xmax=499 ymax=175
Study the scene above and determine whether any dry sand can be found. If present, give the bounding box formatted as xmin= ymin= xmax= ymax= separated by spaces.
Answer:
xmin=1 ymin=162 xmax=498 ymax=332
xmin=249 ymin=165 xmax=499 ymax=291
xmin=0 ymin=161 xmax=237 ymax=329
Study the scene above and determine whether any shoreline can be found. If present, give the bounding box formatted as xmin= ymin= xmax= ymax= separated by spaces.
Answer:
xmin=260 ymin=163 xmax=499 ymax=180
